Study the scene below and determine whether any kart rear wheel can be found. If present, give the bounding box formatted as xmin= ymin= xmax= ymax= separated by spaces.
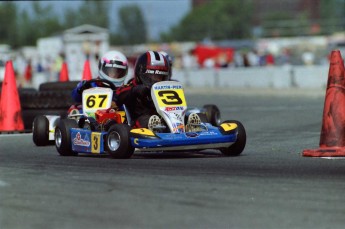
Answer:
xmin=55 ymin=119 xmax=78 ymax=156
xmin=32 ymin=115 xmax=50 ymax=146
xmin=220 ymin=120 xmax=246 ymax=156
xmin=203 ymin=104 xmax=221 ymax=126
xmin=106 ymin=124 xmax=134 ymax=159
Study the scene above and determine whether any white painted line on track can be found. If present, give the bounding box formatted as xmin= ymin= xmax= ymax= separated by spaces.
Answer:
xmin=321 ymin=157 xmax=345 ymax=160
xmin=0 ymin=133 xmax=32 ymax=137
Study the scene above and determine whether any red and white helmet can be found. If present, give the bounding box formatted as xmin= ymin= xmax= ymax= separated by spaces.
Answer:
xmin=159 ymin=51 xmax=173 ymax=80
xmin=98 ymin=50 xmax=128 ymax=86
xmin=134 ymin=51 xmax=170 ymax=86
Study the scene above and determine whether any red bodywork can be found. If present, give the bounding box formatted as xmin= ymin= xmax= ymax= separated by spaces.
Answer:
xmin=95 ymin=108 xmax=124 ymax=125
xmin=67 ymin=105 xmax=125 ymax=126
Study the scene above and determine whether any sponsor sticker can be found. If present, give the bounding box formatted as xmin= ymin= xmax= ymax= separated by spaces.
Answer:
xmin=165 ymin=106 xmax=184 ymax=112
xmin=73 ymin=132 xmax=90 ymax=147
xmin=145 ymin=69 xmax=169 ymax=75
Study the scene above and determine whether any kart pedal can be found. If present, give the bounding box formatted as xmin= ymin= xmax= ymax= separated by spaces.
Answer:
xmin=186 ymin=113 xmax=203 ymax=132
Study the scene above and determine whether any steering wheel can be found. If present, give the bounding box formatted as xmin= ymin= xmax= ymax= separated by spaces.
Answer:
xmin=80 ymin=78 xmax=117 ymax=92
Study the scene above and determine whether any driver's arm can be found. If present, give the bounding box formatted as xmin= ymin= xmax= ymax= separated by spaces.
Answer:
xmin=71 ymin=80 xmax=86 ymax=103
xmin=116 ymin=83 xmax=150 ymax=105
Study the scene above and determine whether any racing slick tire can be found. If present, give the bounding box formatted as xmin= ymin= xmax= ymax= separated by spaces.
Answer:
xmin=203 ymin=104 xmax=221 ymax=126
xmin=39 ymin=81 xmax=79 ymax=91
xmin=220 ymin=120 xmax=246 ymax=156
xmin=106 ymin=124 xmax=134 ymax=159
xmin=22 ymin=109 xmax=68 ymax=131
xmin=55 ymin=119 xmax=78 ymax=156
xmin=32 ymin=115 xmax=51 ymax=146
xmin=20 ymin=90 xmax=74 ymax=109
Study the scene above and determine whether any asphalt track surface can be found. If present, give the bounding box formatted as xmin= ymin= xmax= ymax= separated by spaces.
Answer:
xmin=1 ymin=88 xmax=345 ymax=229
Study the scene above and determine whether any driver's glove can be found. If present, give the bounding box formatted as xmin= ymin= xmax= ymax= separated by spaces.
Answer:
xmin=76 ymin=80 xmax=87 ymax=94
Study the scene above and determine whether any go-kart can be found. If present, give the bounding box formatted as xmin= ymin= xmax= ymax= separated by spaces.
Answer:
xmin=32 ymin=79 xmax=221 ymax=146
xmin=54 ymin=80 xmax=246 ymax=158
xmin=32 ymin=79 xmax=120 ymax=146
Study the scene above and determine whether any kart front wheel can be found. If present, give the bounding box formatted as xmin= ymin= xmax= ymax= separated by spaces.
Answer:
xmin=55 ymin=119 xmax=78 ymax=156
xmin=106 ymin=124 xmax=134 ymax=159
xmin=221 ymin=120 xmax=246 ymax=156
xmin=32 ymin=115 xmax=50 ymax=146
xmin=203 ymin=104 xmax=221 ymax=126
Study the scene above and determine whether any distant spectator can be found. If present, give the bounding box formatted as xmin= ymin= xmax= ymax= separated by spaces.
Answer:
xmin=204 ymin=57 xmax=215 ymax=68
xmin=242 ymin=53 xmax=250 ymax=67
xmin=24 ymin=59 xmax=32 ymax=83
xmin=182 ymin=49 xmax=198 ymax=69
xmin=234 ymin=52 xmax=244 ymax=67
xmin=279 ymin=48 xmax=291 ymax=65
xmin=13 ymin=54 xmax=26 ymax=80
xmin=302 ymin=50 xmax=315 ymax=65
xmin=36 ymin=60 xmax=44 ymax=73
xmin=216 ymin=52 xmax=229 ymax=68
xmin=265 ymin=53 xmax=275 ymax=66
xmin=247 ymin=50 xmax=260 ymax=66
xmin=52 ymin=53 xmax=64 ymax=81
xmin=258 ymin=52 xmax=266 ymax=66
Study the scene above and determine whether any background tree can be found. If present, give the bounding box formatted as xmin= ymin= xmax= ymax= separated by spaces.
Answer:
xmin=15 ymin=2 xmax=62 ymax=47
xmin=117 ymin=5 xmax=147 ymax=44
xmin=31 ymin=2 xmax=62 ymax=38
xmin=319 ymin=0 xmax=345 ymax=34
xmin=252 ymin=0 xmax=344 ymax=37
xmin=17 ymin=10 xmax=33 ymax=47
xmin=63 ymin=8 xmax=81 ymax=29
xmin=0 ymin=1 xmax=148 ymax=47
xmin=0 ymin=2 xmax=18 ymax=47
xmin=63 ymin=0 xmax=110 ymax=28
xmin=261 ymin=12 xmax=307 ymax=37
xmin=161 ymin=0 xmax=252 ymax=42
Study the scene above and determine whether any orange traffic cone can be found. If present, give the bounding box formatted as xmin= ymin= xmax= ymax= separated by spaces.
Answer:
xmin=0 ymin=60 xmax=24 ymax=131
xmin=59 ymin=62 xmax=69 ymax=82
xmin=82 ymin=60 xmax=92 ymax=80
xmin=303 ymin=50 xmax=345 ymax=157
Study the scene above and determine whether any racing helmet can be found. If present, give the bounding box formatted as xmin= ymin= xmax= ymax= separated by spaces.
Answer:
xmin=159 ymin=51 xmax=173 ymax=80
xmin=159 ymin=51 xmax=173 ymax=66
xmin=134 ymin=51 xmax=170 ymax=86
xmin=98 ymin=50 xmax=128 ymax=86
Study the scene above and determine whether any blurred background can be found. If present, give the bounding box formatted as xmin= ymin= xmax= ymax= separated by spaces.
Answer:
xmin=0 ymin=0 xmax=345 ymax=88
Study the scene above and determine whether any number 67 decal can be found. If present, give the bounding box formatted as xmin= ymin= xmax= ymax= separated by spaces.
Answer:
xmin=85 ymin=94 xmax=108 ymax=108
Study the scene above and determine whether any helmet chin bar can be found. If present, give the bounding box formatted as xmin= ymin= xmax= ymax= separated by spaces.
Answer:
xmin=99 ymin=71 xmax=125 ymax=87
xmin=140 ymin=73 xmax=168 ymax=86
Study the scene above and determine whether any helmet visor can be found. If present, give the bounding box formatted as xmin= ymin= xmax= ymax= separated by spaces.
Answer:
xmin=103 ymin=67 xmax=127 ymax=79
xmin=142 ymin=73 xmax=168 ymax=86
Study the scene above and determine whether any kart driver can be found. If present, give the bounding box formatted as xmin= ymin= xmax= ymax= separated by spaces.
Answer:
xmin=115 ymin=50 xmax=170 ymax=129
xmin=71 ymin=50 xmax=129 ymax=103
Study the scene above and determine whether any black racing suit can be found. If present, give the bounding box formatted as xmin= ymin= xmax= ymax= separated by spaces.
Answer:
xmin=115 ymin=79 xmax=156 ymax=128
